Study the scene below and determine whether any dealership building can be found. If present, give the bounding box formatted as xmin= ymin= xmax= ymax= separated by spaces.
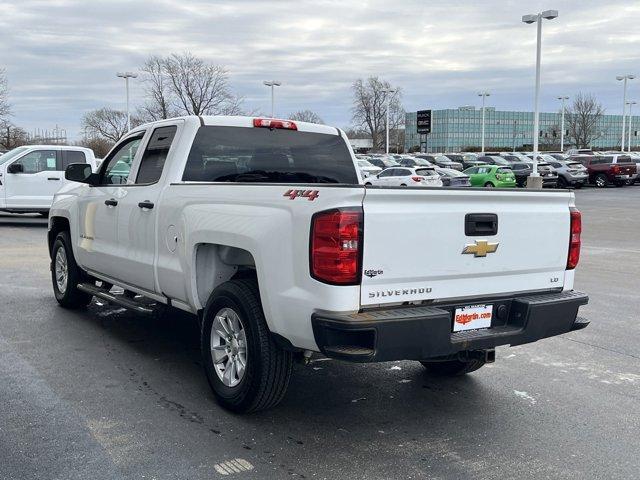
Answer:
xmin=405 ymin=107 xmax=640 ymax=152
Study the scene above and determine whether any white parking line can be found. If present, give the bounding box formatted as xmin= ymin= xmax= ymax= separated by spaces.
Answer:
xmin=214 ymin=458 xmax=254 ymax=475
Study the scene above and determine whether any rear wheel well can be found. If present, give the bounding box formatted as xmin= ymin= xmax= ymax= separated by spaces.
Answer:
xmin=194 ymin=243 xmax=258 ymax=310
xmin=48 ymin=217 xmax=70 ymax=257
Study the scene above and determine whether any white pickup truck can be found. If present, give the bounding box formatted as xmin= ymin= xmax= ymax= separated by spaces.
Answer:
xmin=0 ymin=145 xmax=98 ymax=215
xmin=48 ymin=116 xmax=589 ymax=412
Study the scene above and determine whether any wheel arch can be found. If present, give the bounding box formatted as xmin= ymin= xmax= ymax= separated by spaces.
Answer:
xmin=48 ymin=216 xmax=70 ymax=257
xmin=192 ymin=243 xmax=258 ymax=312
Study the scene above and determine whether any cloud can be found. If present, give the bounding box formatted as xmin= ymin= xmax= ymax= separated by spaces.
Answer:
xmin=1 ymin=0 xmax=639 ymax=139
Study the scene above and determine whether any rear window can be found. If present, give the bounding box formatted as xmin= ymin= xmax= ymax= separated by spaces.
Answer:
xmin=183 ymin=126 xmax=358 ymax=184
xmin=415 ymin=168 xmax=436 ymax=176
xmin=497 ymin=167 xmax=513 ymax=174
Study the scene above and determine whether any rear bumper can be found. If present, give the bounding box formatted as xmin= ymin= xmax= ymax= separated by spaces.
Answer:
xmin=312 ymin=290 xmax=589 ymax=362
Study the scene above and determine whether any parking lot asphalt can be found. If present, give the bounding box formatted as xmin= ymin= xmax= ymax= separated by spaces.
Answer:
xmin=1 ymin=186 xmax=639 ymax=480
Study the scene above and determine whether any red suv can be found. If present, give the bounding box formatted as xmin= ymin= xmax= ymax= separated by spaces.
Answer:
xmin=570 ymin=155 xmax=637 ymax=187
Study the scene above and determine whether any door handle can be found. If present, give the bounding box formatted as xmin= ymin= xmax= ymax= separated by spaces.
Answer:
xmin=138 ymin=201 xmax=154 ymax=210
xmin=104 ymin=199 xmax=118 ymax=207
xmin=47 ymin=177 xmax=61 ymax=181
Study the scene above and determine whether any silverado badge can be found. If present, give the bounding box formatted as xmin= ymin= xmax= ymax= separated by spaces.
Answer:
xmin=462 ymin=240 xmax=499 ymax=257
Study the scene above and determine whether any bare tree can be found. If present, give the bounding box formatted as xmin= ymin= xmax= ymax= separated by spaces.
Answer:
xmin=82 ymin=108 xmax=141 ymax=143
xmin=288 ymin=110 xmax=324 ymax=124
xmin=566 ymin=93 xmax=605 ymax=149
xmin=351 ymin=77 xmax=404 ymax=151
xmin=76 ymin=135 xmax=114 ymax=158
xmin=0 ymin=121 xmax=28 ymax=149
xmin=163 ymin=53 xmax=236 ymax=115
xmin=138 ymin=55 xmax=176 ymax=121
xmin=0 ymin=69 xmax=11 ymax=122
xmin=138 ymin=53 xmax=245 ymax=118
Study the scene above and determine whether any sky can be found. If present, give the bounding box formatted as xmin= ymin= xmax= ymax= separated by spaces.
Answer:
xmin=1 ymin=0 xmax=639 ymax=140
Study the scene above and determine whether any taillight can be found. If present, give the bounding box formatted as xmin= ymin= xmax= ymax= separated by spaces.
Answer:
xmin=310 ymin=208 xmax=362 ymax=285
xmin=253 ymin=118 xmax=297 ymax=130
xmin=567 ymin=207 xmax=581 ymax=270
xmin=411 ymin=176 xmax=424 ymax=182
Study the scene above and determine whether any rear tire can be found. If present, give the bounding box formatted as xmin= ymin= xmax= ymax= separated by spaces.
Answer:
xmin=420 ymin=358 xmax=486 ymax=376
xmin=201 ymin=278 xmax=293 ymax=413
xmin=594 ymin=174 xmax=608 ymax=188
xmin=557 ymin=176 xmax=567 ymax=189
xmin=51 ymin=231 xmax=92 ymax=308
xmin=484 ymin=182 xmax=494 ymax=188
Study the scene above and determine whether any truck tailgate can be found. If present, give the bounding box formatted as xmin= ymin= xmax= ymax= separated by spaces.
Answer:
xmin=360 ymin=188 xmax=572 ymax=306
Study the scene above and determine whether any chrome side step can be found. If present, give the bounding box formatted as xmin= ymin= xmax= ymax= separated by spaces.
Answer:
xmin=77 ymin=283 xmax=155 ymax=315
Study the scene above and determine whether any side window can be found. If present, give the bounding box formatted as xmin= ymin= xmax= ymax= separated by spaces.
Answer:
xmin=100 ymin=136 xmax=143 ymax=185
xmin=61 ymin=150 xmax=87 ymax=171
xmin=13 ymin=150 xmax=58 ymax=173
xmin=379 ymin=169 xmax=394 ymax=177
xmin=136 ymin=126 xmax=177 ymax=184
xmin=398 ymin=168 xmax=411 ymax=176
xmin=467 ymin=167 xmax=478 ymax=174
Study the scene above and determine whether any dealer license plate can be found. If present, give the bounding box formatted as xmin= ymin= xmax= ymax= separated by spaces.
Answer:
xmin=453 ymin=304 xmax=493 ymax=332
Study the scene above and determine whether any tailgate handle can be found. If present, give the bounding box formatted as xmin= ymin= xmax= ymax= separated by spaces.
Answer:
xmin=465 ymin=213 xmax=498 ymax=236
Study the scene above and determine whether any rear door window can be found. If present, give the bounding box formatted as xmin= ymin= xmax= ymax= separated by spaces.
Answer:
xmin=136 ymin=126 xmax=177 ymax=184
xmin=183 ymin=126 xmax=358 ymax=184
xmin=61 ymin=150 xmax=87 ymax=170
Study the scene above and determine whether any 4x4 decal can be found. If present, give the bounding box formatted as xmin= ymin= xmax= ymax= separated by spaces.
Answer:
xmin=283 ymin=189 xmax=319 ymax=201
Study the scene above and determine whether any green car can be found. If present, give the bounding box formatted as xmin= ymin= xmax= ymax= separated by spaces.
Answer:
xmin=463 ymin=165 xmax=516 ymax=188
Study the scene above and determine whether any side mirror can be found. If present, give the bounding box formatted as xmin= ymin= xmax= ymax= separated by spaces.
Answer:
xmin=7 ymin=163 xmax=24 ymax=174
xmin=65 ymin=163 xmax=96 ymax=185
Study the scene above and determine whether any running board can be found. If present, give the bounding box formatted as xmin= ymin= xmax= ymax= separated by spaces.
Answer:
xmin=77 ymin=283 xmax=155 ymax=315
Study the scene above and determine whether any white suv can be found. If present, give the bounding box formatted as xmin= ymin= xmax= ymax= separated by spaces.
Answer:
xmin=365 ymin=166 xmax=443 ymax=187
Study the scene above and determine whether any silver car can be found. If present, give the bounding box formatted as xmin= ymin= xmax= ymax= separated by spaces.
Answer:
xmin=545 ymin=159 xmax=589 ymax=188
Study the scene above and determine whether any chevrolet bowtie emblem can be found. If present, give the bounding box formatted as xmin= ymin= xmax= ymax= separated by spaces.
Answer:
xmin=462 ymin=240 xmax=499 ymax=257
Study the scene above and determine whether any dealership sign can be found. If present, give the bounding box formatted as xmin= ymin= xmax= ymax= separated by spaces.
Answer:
xmin=417 ymin=110 xmax=431 ymax=134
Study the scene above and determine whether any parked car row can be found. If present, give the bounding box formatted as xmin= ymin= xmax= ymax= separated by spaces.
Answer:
xmin=355 ymin=150 xmax=638 ymax=189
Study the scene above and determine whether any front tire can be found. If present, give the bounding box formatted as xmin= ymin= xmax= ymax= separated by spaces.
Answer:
xmin=420 ymin=358 xmax=486 ymax=376
xmin=201 ymin=279 xmax=293 ymax=413
xmin=51 ymin=231 xmax=92 ymax=308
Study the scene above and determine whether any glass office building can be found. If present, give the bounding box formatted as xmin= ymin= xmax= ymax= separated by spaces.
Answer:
xmin=405 ymin=107 xmax=640 ymax=152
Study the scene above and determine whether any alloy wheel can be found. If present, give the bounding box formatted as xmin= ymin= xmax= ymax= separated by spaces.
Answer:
xmin=54 ymin=247 xmax=68 ymax=294
xmin=210 ymin=307 xmax=248 ymax=387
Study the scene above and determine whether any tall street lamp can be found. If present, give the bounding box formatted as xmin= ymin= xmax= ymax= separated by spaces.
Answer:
xmin=557 ymin=95 xmax=569 ymax=152
xmin=382 ymin=88 xmax=397 ymax=154
xmin=522 ymin=9 xmax=558 ymax=188
xmin=263 ymin=81 xmax=281 ymax=118
xmin=627 ymin=100 xmax=637 ymax=152
xmin=616 ymin=75 xmax=634 ymax=151
xmin=478 ymin=91 xmax=490 ymax=153
xmin=117 ymin=72 xmax=138 ymax=131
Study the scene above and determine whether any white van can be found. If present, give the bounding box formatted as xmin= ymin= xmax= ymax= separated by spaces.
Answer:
xmin=0 ymin=145 xmax=98 ymax=215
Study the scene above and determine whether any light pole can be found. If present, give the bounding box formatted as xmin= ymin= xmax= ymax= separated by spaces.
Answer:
xmin=616 ymin=75 xmax=635 ymax=151
xmin=522 ymin=10 xmax=558 ymax=187
xmin=477 ymin=91 xmax=490 ymax=153
xmin=116 ymin=72 xmax=137 ymax=131
xmin=627 ymin=100 xmax=637 ymax=152
xmin=557 ymin=95 xmax=569 ymax=152
xmin=382 ymin=88 xmax=397 ymax=154
xmin=263 ymin=81 xmax=281 ymax=118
